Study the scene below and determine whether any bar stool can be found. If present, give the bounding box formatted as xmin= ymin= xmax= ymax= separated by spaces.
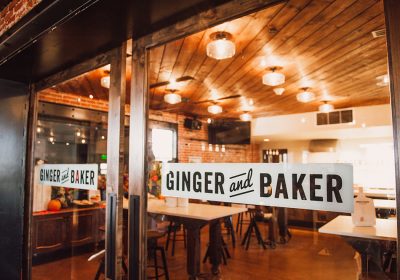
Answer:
xmin=203 ymin=235 xmax=231 ymax=265
xmin=241 ymin=209 xmax=276 ymax=250
xmin=165 ymin=220 xmax=186 ymax=256
xmin=148 ymin=230 xmax=170 ymax=280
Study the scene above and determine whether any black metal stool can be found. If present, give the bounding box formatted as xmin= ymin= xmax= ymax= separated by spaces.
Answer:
xmin=165 ymin=220 xmax=186 ymax=256
xmin=148 ymin=230 xmax=169 ymax=280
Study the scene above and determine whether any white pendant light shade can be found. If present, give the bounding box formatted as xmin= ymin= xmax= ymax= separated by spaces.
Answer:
xmin=240 ymin=112 xmax=252 ymax=121
xmin=296 ymin=89 xmax=315 ymax=103
xmin=101 ymin=76 xmax=110 ymax=89
xmin=262 ymin=70 xmax=285 ymax=86
xmin=319 ymin=103 xmax=334 ymax=113
xmin=208 ymin=104 xmax=222 ymax=114
xmin=164 ymin=92 xmax=182 ymax=104
xmin=206 ymin=32 xmax=235 ymax=60
xmin=273 ymin=87 xmax=285 ymax=95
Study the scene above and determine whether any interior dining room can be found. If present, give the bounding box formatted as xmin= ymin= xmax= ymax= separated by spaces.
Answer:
xmin=25 ymin=0 xmax=398 ymax=279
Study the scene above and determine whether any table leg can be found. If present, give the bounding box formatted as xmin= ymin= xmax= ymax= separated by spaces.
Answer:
xmin=208 ymin=220 xmax=222 ymax=275
xmin=185 ymin=223 xmax=201 ymax=279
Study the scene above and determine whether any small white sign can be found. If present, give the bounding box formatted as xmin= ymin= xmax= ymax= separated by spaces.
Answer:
xmin=162 ymin=163 xmax=354 ymax=213
xmin=39 ymin=164 xmax=98 ymax=191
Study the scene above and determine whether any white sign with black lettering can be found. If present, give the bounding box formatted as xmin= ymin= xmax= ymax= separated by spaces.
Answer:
xmin=38 ymin=164 xmax=98 ymax=191
xmin=162 ymin=163 xmax=354 ymax=213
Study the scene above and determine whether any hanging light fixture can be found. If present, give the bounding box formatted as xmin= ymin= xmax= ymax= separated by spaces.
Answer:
xmin=262 ymin=67 xmax=285 ymax=86
xmin=319 ymin=101 xmax=334 ymax=113
xmin=164 ymin=89 xmax=182 ymax=105
xmin=101 ymin=75 xmax=110 ymax=88
xmin=273 ymin=87 xmax=285 ymax=95
xmin=240 ymin=112 xmax=252 ymax=121
xmin=208 ymin=104 xmax=223 ymax=114
xmin=206 ymin=31 xmax=236 ymax=60
xmin=296 ymin=87 xmax=316 ymax=103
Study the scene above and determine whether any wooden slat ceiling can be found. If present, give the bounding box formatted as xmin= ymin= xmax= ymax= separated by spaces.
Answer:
xmin=51 ymin=0 xmax=388 ymax=119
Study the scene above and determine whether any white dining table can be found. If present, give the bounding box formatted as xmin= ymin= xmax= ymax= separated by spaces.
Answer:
xmin=318 ymin=215 xmax=396 ymax=241
xmin=373 ymin=199 xmax=397 ymax=210
xmin=124 ymin=198 xmax=247 ymax=279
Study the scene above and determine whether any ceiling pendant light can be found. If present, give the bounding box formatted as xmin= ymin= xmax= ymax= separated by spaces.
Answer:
xmin=319 ymin=101 xmax=334 ymax=113
xmin=164 ymin=90 xmax=182 ymax=104
xmin=208 ymin=104 xmax=223 ymax=114
xmin=240 ymin=112 xmax=252 ymax=121
xmin=273 ymin=87 xmax=285 ymax=96
xmin=101 ymin=75 xmax=110 ymax=89
xmin=206 ymin=31 xmax=235 ymax=60
xmin=296 ymin=87 xmax=316 ymax=103
xmin=262 ymin=67 xmax=285 ymax=86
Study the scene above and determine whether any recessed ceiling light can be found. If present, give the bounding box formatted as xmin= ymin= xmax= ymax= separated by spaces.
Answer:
xmin=263 ymin=138 xmax=270 ymax=142
xmin=89 ymin=94 xmax=94 ymax=99
xmin=66 ymin=142 xmax=70 ymax=146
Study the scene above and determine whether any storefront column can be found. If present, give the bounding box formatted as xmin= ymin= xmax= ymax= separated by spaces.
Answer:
xmin=106 ymin=42 xmax=127 ymax=279
xmin=128 ymin=40 xmax=148 ymax=280
xmin=383 ymin=0 xmax=400 ymax=277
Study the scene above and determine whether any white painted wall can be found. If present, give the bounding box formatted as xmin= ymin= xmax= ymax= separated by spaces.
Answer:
xmin=262 ymin=137 xmax=395 ymax=189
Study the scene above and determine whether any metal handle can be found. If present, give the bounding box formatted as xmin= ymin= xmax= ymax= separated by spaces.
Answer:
xmin=106 ymin=192 xmax=117 ymax=279
xmin=129 ymin=195 xmax=140 ymax=280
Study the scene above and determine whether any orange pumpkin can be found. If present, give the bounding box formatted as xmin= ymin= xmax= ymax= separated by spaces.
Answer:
xmin=47 ymin=199 xmax=62 ymax=211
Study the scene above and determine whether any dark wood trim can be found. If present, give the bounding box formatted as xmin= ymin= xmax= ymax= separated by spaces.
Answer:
xmin=383 ymin=1 xmax=400 ymax=278
xmin=129 ymin=40 xmax=148 ymax=280
xmin=22 ymin=84 xmax=38 ymax=280
xmin=35 ymin=50 xmax=112 ymax=91
xmin=106 ymin=42 xmax=127 ymax=279
xmin=140 ymin=0 xmax=284 ymax=48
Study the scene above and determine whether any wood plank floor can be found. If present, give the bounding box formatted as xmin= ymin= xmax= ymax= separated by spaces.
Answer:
xmin=32 ymin=220 xmax=395 ymax=280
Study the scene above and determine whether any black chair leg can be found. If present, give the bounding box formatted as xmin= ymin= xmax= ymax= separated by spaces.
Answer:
xmin=183 ymin=227 xmax=187 ymax=249
xmin=165 ymin=221 xmax=172 ymax=251
xmin=171 ymin=226 xmax=177 ymax=256
xmin=94 ymin=258 xmax=104 ymax=280
xmin=236 ymin=213 xmax=241 ymax=233
xmin=159 ymin=247 xmax=170 ymax=280
xmin=153 ymin=248 xmax=159 ymax=280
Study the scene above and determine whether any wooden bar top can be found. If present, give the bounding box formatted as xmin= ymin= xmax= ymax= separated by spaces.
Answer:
xmin=33 ymin=204 xmax=105 ymax=216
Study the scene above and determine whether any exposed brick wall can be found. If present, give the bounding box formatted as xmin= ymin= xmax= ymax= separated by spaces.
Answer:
xmin=38 ymin=89 xmax=261 ymax=163
xmin=0 ymin=0 xmax=41 ymax=37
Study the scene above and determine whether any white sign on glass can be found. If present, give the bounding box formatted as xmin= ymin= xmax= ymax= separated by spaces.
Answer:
xmin=162 ymin=163 xmax=354 ymax=213
xmin=38 ymin=164 xmax=98 ymax=191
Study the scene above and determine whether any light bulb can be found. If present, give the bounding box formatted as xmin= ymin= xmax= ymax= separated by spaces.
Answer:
xmin=296 ymin=90 xmax=315 ymax=103
xmin=273 ymin=87 xmax=285 ymax=95
xmin=208 ymin=104 xmax=222 ymax=114
xmin=262 ymin=71 xmax=285 ymax=86
xmin=164 ymin=92 xmax=182 ymax=104
xmin=240 ymin=112 xmax=252 ymax=121
xmin=101 ymin=76 xmax=110 ymax=88
xmin=206 ymin=32 xmax=235 ymax=60
xmin=319 ymin=103 xmax=334 ymax=113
